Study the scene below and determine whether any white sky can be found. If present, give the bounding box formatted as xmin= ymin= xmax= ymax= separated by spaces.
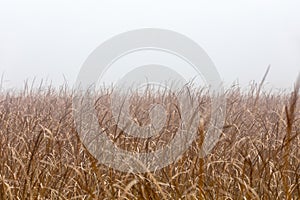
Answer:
xmin=0 ymin=0 xmax=299 ymax=90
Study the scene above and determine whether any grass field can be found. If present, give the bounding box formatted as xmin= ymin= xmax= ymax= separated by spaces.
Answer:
xmin=0 ymin=76 xmax=299 ymax=199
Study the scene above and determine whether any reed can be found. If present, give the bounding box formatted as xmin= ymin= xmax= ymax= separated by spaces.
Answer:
xmin=0 ymin=76 xmax=299 ymax=199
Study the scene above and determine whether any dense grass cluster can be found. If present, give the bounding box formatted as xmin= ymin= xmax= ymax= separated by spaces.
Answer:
xmin=0 ymin=77 xmax=299 ymax=199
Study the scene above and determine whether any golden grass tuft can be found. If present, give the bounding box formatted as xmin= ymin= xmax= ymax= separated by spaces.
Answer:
xmin=0 ymin=76 xmax=299 ymax=199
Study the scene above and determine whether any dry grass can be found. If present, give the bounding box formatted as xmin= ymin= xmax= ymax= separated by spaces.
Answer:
xmin=0 ymin=76 xmax=299 ymax=199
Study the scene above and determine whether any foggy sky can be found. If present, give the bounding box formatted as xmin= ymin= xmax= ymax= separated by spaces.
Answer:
xmin=0 ymin=0 xmax=299 ymax=90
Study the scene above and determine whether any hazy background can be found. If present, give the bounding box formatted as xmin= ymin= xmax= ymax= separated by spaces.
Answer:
xmin=0 ymin=0 xmax=299 ymax=90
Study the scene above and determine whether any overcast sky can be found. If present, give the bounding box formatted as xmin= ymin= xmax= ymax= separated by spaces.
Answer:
xmin=0 ymin=0 xmax=299 ymax=90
